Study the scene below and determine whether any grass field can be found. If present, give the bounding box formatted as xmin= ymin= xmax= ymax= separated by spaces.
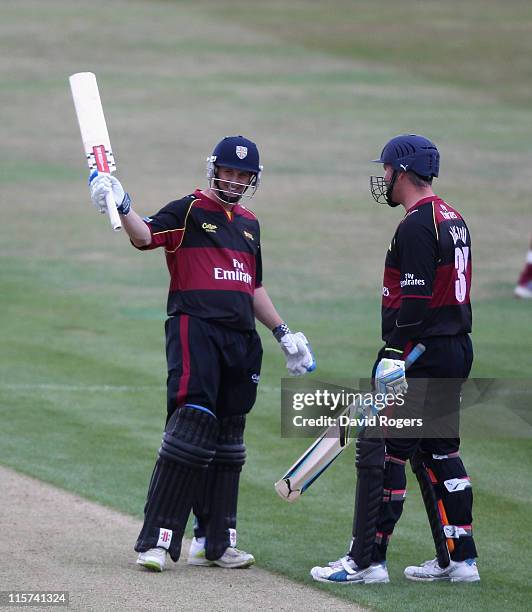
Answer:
xmin=1 ymin=1 xmax=531 ymax=610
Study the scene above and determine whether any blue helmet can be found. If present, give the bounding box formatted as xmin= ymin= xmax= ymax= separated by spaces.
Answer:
xmin=208 ymin=135 xmax=261 ymax=175
xmin=206 ymin=136 xmax=262 ymax=204
xmin=372 ymin=134 xmax=439 ymax=178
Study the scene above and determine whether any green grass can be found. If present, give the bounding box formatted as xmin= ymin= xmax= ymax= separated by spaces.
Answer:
xmin=200 ymin=0 xmax=532 ymax=108
xmin=1 ymin=1 xmax=531 ymax=610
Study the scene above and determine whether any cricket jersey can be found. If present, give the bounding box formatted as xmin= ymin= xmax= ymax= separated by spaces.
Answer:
xmin=138 ymin=190 xmax=262 ymax=330
xmin=381 ymin=196 xmax=472 ymax=348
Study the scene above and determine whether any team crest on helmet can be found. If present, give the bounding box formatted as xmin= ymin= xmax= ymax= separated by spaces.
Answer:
xmin=236 ymin=146 xmax=248 ymax=159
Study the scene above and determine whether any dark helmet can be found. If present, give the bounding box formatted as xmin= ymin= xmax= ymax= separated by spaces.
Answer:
xmin=206 ymin=136 xmax=262 ymax=204
xmin=372 ymin=134 xmax=439 ymax=178
xmin=208 ymin=135 xmax=261 ymax=175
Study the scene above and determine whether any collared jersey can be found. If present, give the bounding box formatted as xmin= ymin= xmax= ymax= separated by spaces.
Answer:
xmin=382 ymin=196 xmax=472 ymax=341
xmin=138 ymin=189 xmax=262 ymax=330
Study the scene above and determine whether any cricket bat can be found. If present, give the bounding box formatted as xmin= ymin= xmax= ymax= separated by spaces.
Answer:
xmin=275 ymin=343 xmax=426 ymax=502
xmin=69 ymin=72 xmax=121 ymax=231
xmin=275 ymin=410 xmax=355 ymax=502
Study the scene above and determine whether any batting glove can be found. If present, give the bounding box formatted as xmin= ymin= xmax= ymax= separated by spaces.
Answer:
xmin=88 ymin=171 xmax=131 ymax=215
xmin=375 ymin=358 xmax=407 ymax=396
xmin=273 ymin=324 xmax=316 ymax=376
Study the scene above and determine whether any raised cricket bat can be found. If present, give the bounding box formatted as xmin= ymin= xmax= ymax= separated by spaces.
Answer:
xmin=69 ymin=72 xmax=121 ymax=231
xmin=275 ymin=343 xmax=426 ymax=502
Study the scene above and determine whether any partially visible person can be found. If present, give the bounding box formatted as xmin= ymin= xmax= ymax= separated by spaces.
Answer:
xmin=514 ymin=236 xmax=532 ymax=298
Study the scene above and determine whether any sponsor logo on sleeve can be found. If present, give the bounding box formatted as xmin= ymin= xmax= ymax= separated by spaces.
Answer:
xmin=439 ymin=203 xmax=458 ymax=220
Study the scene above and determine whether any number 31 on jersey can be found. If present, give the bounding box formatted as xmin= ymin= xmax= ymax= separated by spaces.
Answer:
xmin=454 ymin=246 xmax=470 ymax=303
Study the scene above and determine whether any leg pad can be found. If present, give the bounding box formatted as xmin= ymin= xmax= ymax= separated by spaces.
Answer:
xmin=348 ymin=436 xmax=385 ymax=568
xmin=194 ymin=415 xmax=247 ymax=561
xmin=135 ymin=405 xmax=218 ymax=561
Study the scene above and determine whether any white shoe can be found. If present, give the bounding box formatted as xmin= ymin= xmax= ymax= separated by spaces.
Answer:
xmin=214 ymin=546 xmax=255 ymax=568
xmin=515 ymin=283 xmax=532 ymax=298
xmin=311 ymin=556 xmax=389 ymax=584
xmin=187 ymin=537 xmax=214 ymax=566
xmin=136 ymin=547 xmax=167 ymax=572
xmin=404 ymin=558 xmax=480 ymax=582
xmin=187 ymin=537 xmax=255 ymax=568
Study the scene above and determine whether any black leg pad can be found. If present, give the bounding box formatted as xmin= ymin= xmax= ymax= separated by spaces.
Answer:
xmin=135 ymin=405 xmax=218 ymax=561
xmin=348 ymin=436 xmax=385 ymax=568
xmin=194 ymin=415 xmax=247 ymax=561
xmin=411 ymin=451 xmax=451 ymax=568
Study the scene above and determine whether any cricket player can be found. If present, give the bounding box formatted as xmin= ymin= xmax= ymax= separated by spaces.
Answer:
xmin=514 ymin=235 xmax=532 ymax=298
xmin=89 ymin=135 xmax=315 ymax=571
xmin=311 ymin=134 xmax=479 ymax=584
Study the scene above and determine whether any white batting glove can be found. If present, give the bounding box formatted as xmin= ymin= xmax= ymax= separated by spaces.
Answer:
xmin=88 ymin=171 xmax=131 ymax=215
xmin=375 ymin=358 xmax=407 ymax=396
xmin=280 ymin=332 xmax=316 ymax=376
xmin=273 ymin=323 xmax=316 ymax=377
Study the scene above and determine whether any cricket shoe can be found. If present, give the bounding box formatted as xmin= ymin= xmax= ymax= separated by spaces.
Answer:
xmin=136 ymin=547 xmax=167 ymax=572
xmin=311 ymin=555 xmax=389 ymax=584
xmin=187 ymin=537 xmax=255 ymax=568
xmin=515 ymin=281 xmax=532 ymax=299
xmin=404 ymin=558 xmax=480 ymax=582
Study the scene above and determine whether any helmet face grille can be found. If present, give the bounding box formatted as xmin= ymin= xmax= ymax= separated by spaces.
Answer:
xmin=370 ymin=175 xmax=388 ymax=204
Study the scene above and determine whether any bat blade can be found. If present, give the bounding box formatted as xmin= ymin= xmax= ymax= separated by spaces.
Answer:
xmin=274 ymin=403 xmax=356 ymax=502
xmin=69 ymin=72 xmax=121 ymax=231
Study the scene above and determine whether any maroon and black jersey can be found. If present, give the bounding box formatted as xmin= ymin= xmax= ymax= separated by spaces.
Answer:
xmin=382 ymin=196 xmax=472 ymax=345
xmin=138 ymin=190 xmax=262 ymax=330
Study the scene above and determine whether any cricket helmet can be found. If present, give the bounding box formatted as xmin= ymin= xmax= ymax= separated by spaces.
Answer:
xmin=207 ymin=136 xmax=262 ymax=175
xmin=206 ymin=135 xmax=262 ymax=203
xmin=372 ymin=134 xmax=439 ymax=178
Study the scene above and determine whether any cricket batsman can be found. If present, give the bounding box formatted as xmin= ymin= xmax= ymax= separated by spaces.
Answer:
xmin=89 ymin=135 xmax=315 ymax=571
xmin=311 ymin=134 xmax=479 ymax=584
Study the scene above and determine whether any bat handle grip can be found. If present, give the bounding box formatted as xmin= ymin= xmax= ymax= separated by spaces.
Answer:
xmin=105 ymin=191 xmax=122 ymax=231
xmin=405 ymin=342 xmax=426 ymax=369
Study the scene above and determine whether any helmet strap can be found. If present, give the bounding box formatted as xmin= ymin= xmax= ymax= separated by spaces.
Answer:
xmin=386 ymin=170 xmax=401 ymax=208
